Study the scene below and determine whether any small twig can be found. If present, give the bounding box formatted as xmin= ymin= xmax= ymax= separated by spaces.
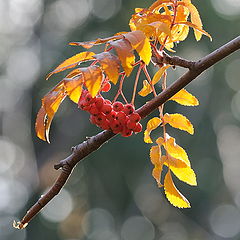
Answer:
xmin=15 ymin=36 xmax=240 ymax=229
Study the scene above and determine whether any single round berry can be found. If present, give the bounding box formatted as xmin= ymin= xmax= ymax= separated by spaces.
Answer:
xmin=95 ymin=96 xmax=104 ymax=109
xmin=102 ymin=81 xmax=111 ymax=92
xmin=89 ymin=104 xmax=100 ymax=115
xmin=116 ymin=111 xmax=127 ymax=124
xmin=85 ymin=92 xmax=95 ymax=104
xmin=95 ymin=113 xmax=106 ymax=125
xmin=123 ymin=104 xmax=135 ymax=115
xmin=126 ymin=120 xmax=137 ymax=130
xmin=99 ymin=119 xmax=110 ymax=130
xmin=110 ymin=120 xmax=123 ymax=133
xmin=133 ymin=122 xmax=142 ymax=133
xmin=121 ymin=127 xmax=133 ymax=137
xmin=113 ymin=101 xmax=124 ymax=112
xmin=106 ymin=110 xmax=117 ymax=122
xmin=101 ymin=104 xmax=112 ymax=115
xmin=129 ymin=112 xmax=141 ymax=123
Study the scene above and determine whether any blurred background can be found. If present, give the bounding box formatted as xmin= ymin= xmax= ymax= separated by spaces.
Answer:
xmin=0 ymin=0 xmax=240 ymax=239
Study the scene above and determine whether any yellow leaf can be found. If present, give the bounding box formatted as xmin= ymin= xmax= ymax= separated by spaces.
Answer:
xmin=123 ymin=30 xmax=152 ymax=65
xmin=138 ymin=80 xmax=152 ymax=97
xmin=64 ymin=74 xmax=84 ymax=103
xmin=36 ymin=81 xmax=67 ymax=142
xmin=163 ymin=155 xmax=197 ymax=186
xmin=162 ymin=134 xmax=190 ymax=165
xmin=144 ymin=117 xmax=162 ymax=143
xmin=148 ymin=0 xmax=173 ymax=12
xmin=163 ymin=113 xmax=194 ymax=134
xmin=164 ymin=170 xmax=191 ymax=208
xmin=150 ymin=145 xmax=161 ymax=165
xmin=152 ymin=163 xmax=164 ymax=187
xmin=152 ymin=65 xmax=171 ymax=85
xmin=110 ymin=39 xmax=135 ymax=76
xmin=46 ymin=52 xmax=95 ymax=80
xmin=93 ymin=52 xmax=120 ymax=85
xmin=170 ymin=88 xmax=199 ymax=106
xmin=81 ymin=66 xmax=103 ymax=97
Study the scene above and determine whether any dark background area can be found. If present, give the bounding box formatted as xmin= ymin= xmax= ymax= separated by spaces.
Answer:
xmin=0 ymin=0 xmax=240 ymax=239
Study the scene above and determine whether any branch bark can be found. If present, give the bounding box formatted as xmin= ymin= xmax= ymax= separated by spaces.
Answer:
xmin=15 ymin=35 xmax=240 ymax=229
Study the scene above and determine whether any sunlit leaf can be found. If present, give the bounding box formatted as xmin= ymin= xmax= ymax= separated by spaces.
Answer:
xmin=162 ymin=134 xmax=190 ymax=166
xmin=144 ymin=117 xmax=162 ymax=143
xmin=163 ymin=113 xmax=194 ymax=134
xmin=169 ymin=88 xmax=199 ymax=106
xmin=81 ymin=66 xmax=103 ymax=97
xmin=93 ymin=52 xmax=120 ymax=84
xmin=163 ymin=155 xmax=197 ymax=186
xmin=164 ymin=170 xmax=191 ymax=208
xmin=152 ymin=65 xmax=171 ymax=85
xmin=36 ymin=81 xmax=67 ymax=142
xmin=110 ymin=39 xmax=135 ymax=76
xmin=148 ymin=0 xmax=174 ymax=12
xmin=64 ymin=74 xmax=84 ymax=103
xmin=46 ymin=52 xmax=95 ymax=80
xmin=150 ymin=145 xmax=161 ymax=165
xmin=152 ymin=162 xmax=164 ymax=187
xmin=138 ymin=80 xmax=152 ymax=97
xmin=123 ymin=30 xmax=151 ymax=65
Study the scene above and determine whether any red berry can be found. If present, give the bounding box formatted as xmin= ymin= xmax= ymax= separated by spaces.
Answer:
xmin=133 ymin=123 xmax=142 ymax=133
xmin=104 ymin=99 xmax=112 ymax=105
xmin=106 ymin=111 xmax=117 ymax=122
xmin=100 ymin=119 xmax=110 ymax=130
xmin=90 ymin=115 xmax=97 ymax=125
xmin=123 ymin=104 xmax=135 ymax=115
xmin=121 ymin=127 xmax=133 ymax=137
xmin=116 ymin=111 xmax=127 ymax=124
xmin=113 ymin=101 xmax=124 ymax=112
xmin=110 ymin=120 xmax=123 ymax=133
xmin=89 ymin=104 xmax=100 ymax=115
xmin=129 ymin=112 xmax=141 ymax=122
xmin=95 ymin=113 xmax=106 ymax=125
xmin=101 ymin=104 xmax=112 ymax=115
xmin=102 ymin=82 xmax=111 ymax=92
xmin=95 ymin=96 xmax=104 ymax=109
xmin=126 ymin=120 xmax=137 ymax=130
xmin=85 ymin=93 xmax=95 ymax=104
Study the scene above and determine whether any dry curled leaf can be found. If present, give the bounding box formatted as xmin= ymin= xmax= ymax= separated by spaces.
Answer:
xmin=138 ymin=80 xmax=152 ymax=97
xmin=144 ymin=117 xmax=162 ymax=143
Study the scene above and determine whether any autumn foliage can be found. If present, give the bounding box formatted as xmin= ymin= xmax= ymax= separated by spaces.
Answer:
xmin=35 ymin=0 xmax=211 ymax=209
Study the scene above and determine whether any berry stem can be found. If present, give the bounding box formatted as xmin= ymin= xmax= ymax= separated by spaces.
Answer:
xmin=131 ymin=63 xmax=143 ymax=105
xmin=113 ymin=73 xmax=128 ymax=103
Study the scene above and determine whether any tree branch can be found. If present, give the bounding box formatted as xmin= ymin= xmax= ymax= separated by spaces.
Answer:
xmin=15 ymin=36 xmax=240 ymax=229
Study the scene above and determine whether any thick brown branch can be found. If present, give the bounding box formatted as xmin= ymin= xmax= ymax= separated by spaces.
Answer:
xmin=16 ymin=36 xmax=240 ymax=229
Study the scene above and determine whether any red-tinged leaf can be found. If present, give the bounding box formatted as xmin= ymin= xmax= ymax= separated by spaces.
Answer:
xmin=138 ymin=80 xmax=152 ymax=97
xmin=152 ymin=65 xmax=171 ymax=85
xmin=81 ymin=66 xmax=103 ymax=97
xmin=46 ymin=52 xmax=95 ymax=80
xmin=69 ymin=35 xmax=123 ymax=49
xmin=162 ymin=134 xmax=190 ymax=166
xmin=93 ymin=52 xmax=120 ymax=85
xmin=169 ymin=88 xmax=199 ymax=106
xmin=36 ymin=81 xmax=67 ymax=142
xmin=150 ymin=145 xmax=161 ymax=165
xmin=164 ymin=170 xmax=191 ymax=208
xmin=144 ymin=117 xmax=162 ymax=143
xmin=64 ymin=74 xmax=84 ymax=103
xmin=123 ymin=30 xmax=151 ymax=65
xmin=163 ymin=113 xmax=194 ymax=134
xmin=110 ymin=39 xmax=135 ymax=76
xmin=163 ymin=155 xmax=197 ymax=186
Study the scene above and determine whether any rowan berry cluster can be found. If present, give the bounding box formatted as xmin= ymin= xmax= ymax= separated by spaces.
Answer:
xmin=78 ymin=90 xmax=142 ymax=137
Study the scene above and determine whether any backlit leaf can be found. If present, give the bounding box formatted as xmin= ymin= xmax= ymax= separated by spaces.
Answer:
xmin=46 ymin=52 xmax=95 ymax=80
xmin=110 ymin=39 xmax=135 ymax=76
xmin=150 ymin=145 xmax=161 ymax=165
xmin=164 ymin=170 xmax=191 ymax=208
xmin=163 ymin=113 xmax=194 ymax=134
xmin=152 ymin=65 xmax=171 ymax=85
xmin=162 ymin=134 xmax=190 ymax=165
xmin=152 ymin=162 xmax=164 ymax=187
xmin=144 ymin=117 xmax=162 ymax=143
xmin=93 ymin=52 xmax=120 ymax=84
xmin=163 ymin=155 xmax=197 ymax=186
xmin=138 ymin=80 xmax=152 ymax=97
xmin=123 ymin=30 xmax=151 ymax=65
xmin=81 ymin=66 xmax=103 ymax=97
xmin=148 ymin=0 xmax=173 ymax=12
xmin=170 ymin=88 xmax=199 ymax=106
xmin=35 ymin=106 xmax=47 ymax=142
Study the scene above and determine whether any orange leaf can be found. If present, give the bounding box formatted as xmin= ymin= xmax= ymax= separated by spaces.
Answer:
xmin=163 ymin=155 xmax=197 ymax=186
xmin=152 ymin=65 xmax=171 ymax=85
xmin=64 ymin=74 xmax=84 ymax=103
xmin=148 ymin=0 xmax=173 ymax=12
xmin=163 ymin=113 xmax=194 ymax=134
xmin=110 ymin=39 xmax=135 ymax=76
xmin=93 ymin=52 xmax=120 ymax=85
xmin=152 ymin=163 xmax=164 ymax=187
xmin=169 ymin=88 xmax=199 ymax=106
xmin=46 ymin=52 xmax=95 ymax=80
xmin=150 ymin=145 xmax=161 ymax=165
xmin=164 ymin=170 xmax=191 ymax=208
xmin=81 ymin=66 xmax=103 ymax=97
xmin=144 ymin=117 xmax=162 ymax=143
xmin=123 ymin=30 xmax=151 ymax=65
xmin=138 ymin=80 xmax=152 ymax=97
xmin=36 ymin=81 xmax=67 ymax=142
xmin=162 ymin=134 xmax=190 ymax=165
